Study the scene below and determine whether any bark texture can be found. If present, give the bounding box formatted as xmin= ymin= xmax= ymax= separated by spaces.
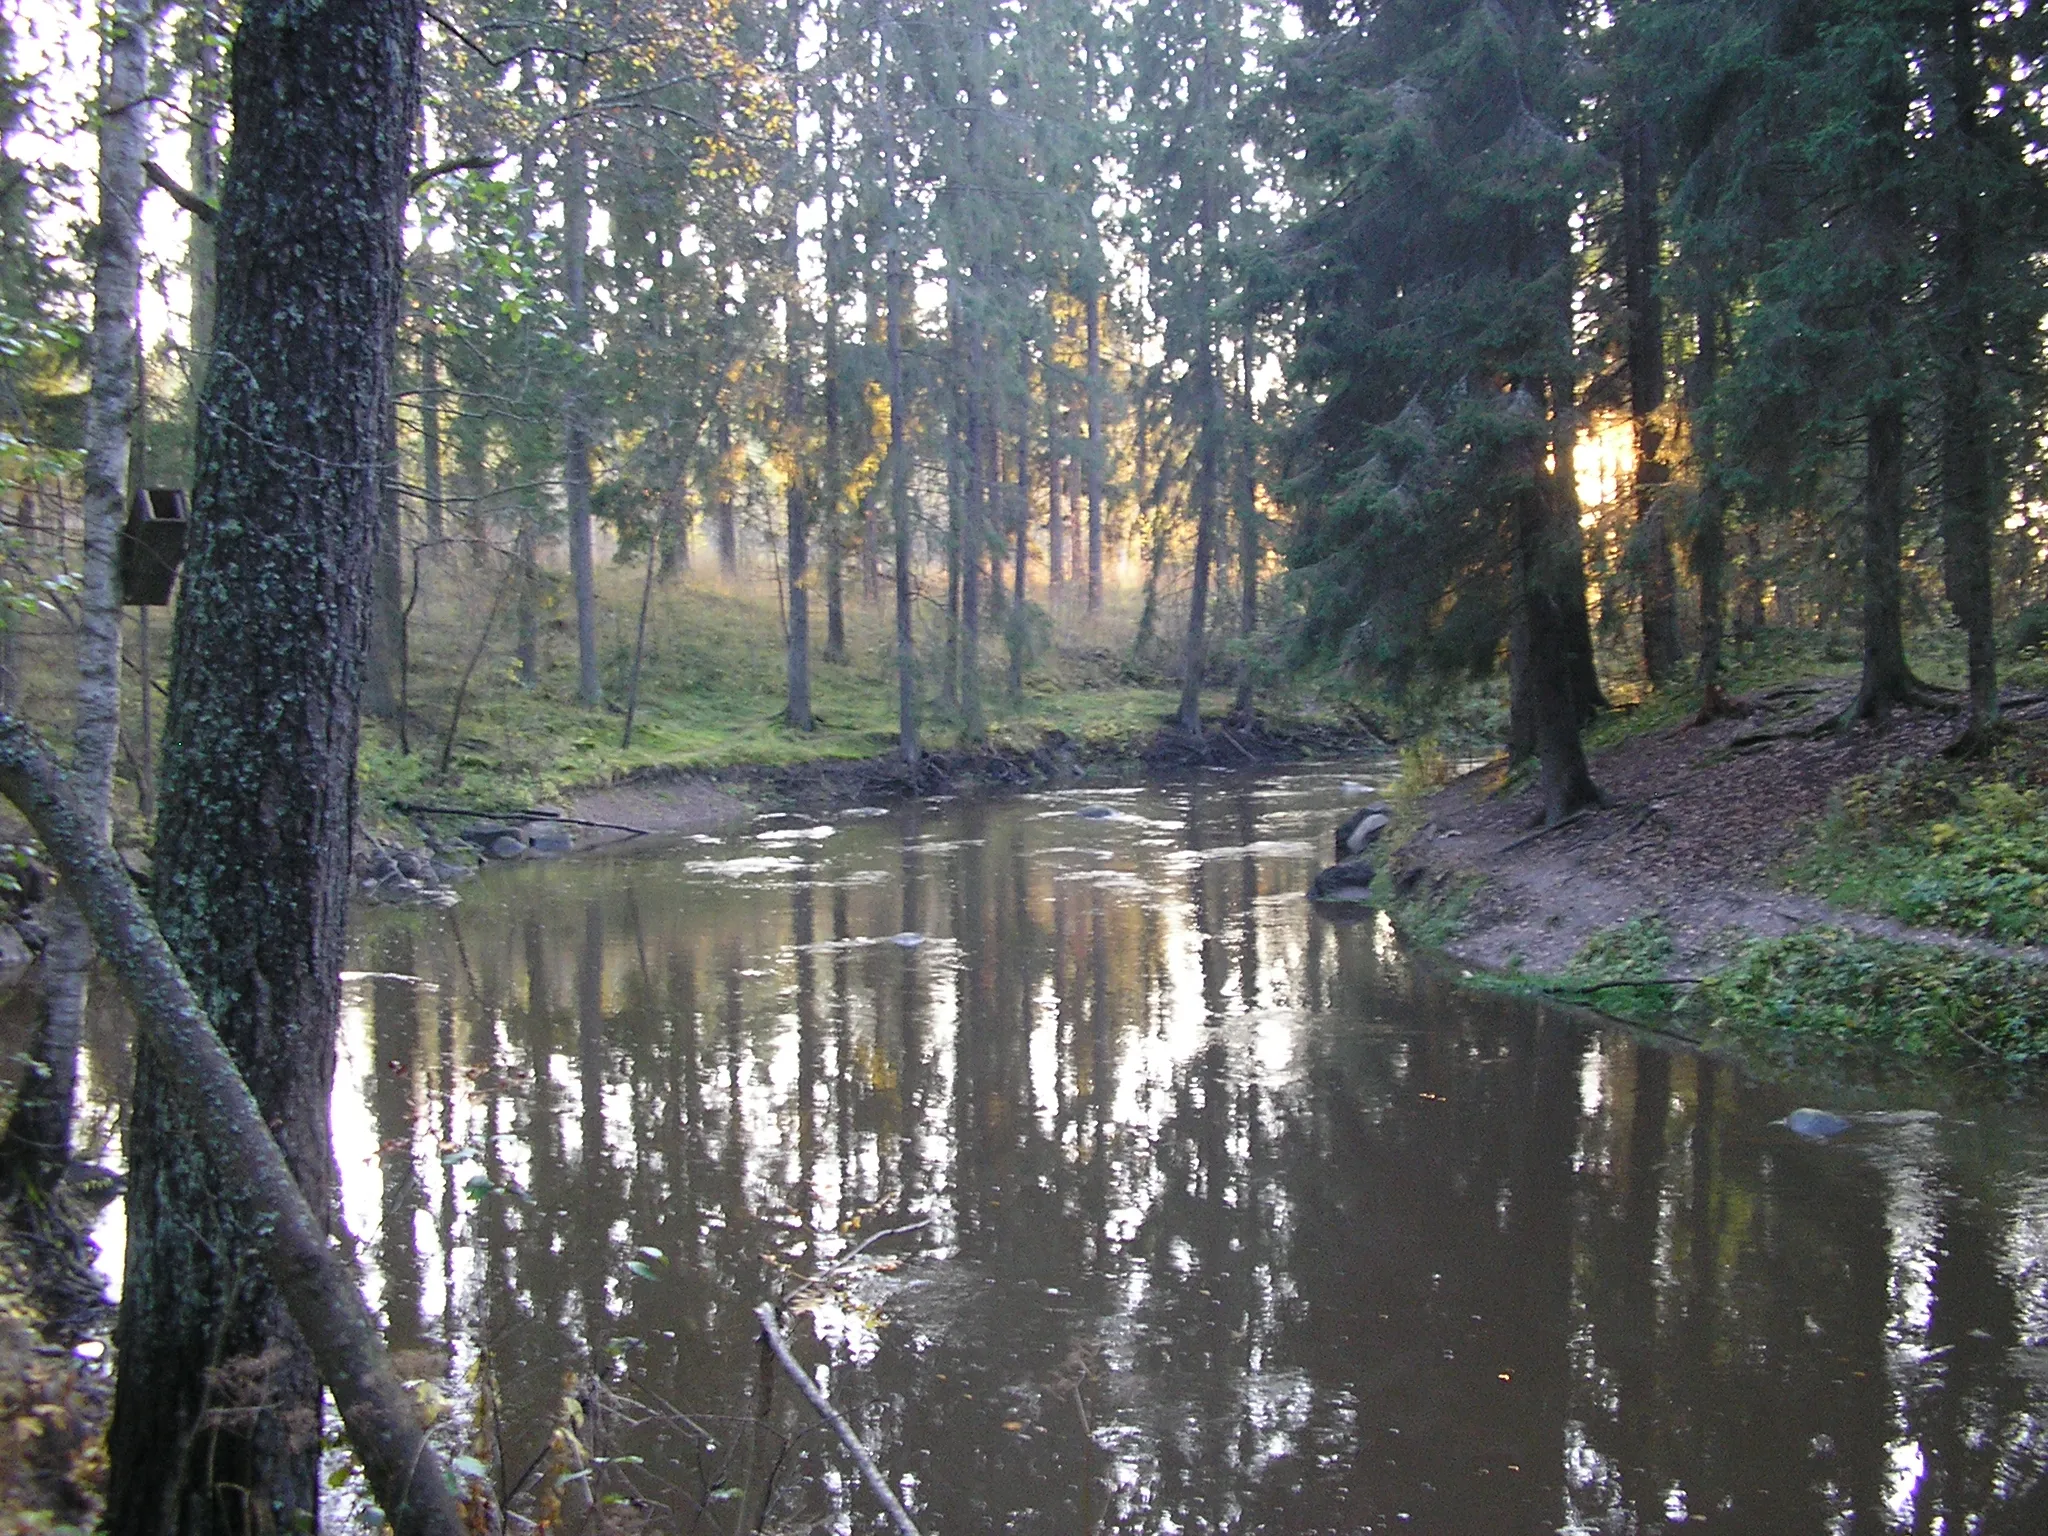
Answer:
xmin=107 ymin=5 xmax=425 ymax=1531
xmin=563 ymin=80 xmax=602 ymax=708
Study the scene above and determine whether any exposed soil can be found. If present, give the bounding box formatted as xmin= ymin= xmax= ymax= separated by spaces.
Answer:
xmin=1392 ymin=679 xmax=2048 ymax=978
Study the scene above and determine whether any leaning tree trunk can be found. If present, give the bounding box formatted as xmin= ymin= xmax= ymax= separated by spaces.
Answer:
xmin=105 ymin=5 xmax=424 ymax=1532
xmin=0 ymin=0 xmax=150 ymax=1211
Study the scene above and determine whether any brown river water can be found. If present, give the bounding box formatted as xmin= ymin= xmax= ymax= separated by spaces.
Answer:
xmin=73 ymin=767 xmax=2048 ymax=1533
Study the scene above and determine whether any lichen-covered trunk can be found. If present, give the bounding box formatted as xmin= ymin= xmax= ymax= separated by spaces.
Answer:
xmin=106 ymin=4 xmax=420 ymax=1532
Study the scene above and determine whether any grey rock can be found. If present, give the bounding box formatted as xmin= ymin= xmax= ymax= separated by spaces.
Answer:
xmin=430 ymin=858 xmax=477 ymax=883
xmin=1782 ymin=1108 xmax=1853 ymax=1141
xmin=0 ymin=923 xmax=32 ymax=969
xmin=460 ymin=822 xmax=521 ymax=847
xmin=1335 ymin=804 xmax=1392 ymax=858
xmin=486 ymin=834 xmax=527 ymax=860
xmin=1076 ymin=806 xmax=1117 ymax=820
xmin=526 ymin=825 xmax=575 ymax=853
xmin=1309 ymin=859 xmax=1377 ymax=903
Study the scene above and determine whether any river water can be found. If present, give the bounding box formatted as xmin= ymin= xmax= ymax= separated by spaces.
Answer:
xmin=78 ymin=766 xmax=2048 ymax=1533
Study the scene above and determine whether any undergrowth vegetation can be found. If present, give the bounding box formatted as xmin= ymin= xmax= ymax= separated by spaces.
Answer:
xmin=1785 ymin=727 xmax=2048 ymax=945
xmin=1696 ymin=929 xmax=2048 ymax=1072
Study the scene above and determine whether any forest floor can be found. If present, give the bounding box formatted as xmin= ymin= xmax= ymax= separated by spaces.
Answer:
xmin=1388 ymin=664 xmax=2048 ymax=1077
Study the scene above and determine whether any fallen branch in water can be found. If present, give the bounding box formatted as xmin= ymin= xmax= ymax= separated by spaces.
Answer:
xmin=753 ymin=1305 xmax=924 ymax=1536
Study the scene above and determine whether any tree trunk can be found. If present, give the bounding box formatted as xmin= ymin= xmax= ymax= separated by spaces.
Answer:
xmin=1047 ymin=404 xmax=1064 ymax=595
xmin=821 ymin=118 xmax=846 ymax=665
xmin=1085 ymin=287 xmax=1105 ymax=613
xmin=1232 ymin=330 xmax=1258 ymax=721
xmin=781 ymin=0 xmax=811 ymax=730
xmin=1550 ymin=378 xmax=1608 ymax=723
xmin=1691 ymin=302 xmax=1727 ymax=693
xmin=563 ymin=74 xmax=602 ymax=709
xmin=1519 ymin=477 xmax=1606 ymax=824
xmin=1937 ymin=0 xmax=1997 ymax=743
xmin=886 ymin=124 xmax=917 ymax=765
xmin=959 ymin=332 xmax=986 ymax=741
xmin=180 ymin=0 xmax=222 ymax=398
xmin=1009 ymin=347 xmax=1029 ymax=700
xmin=365 ymin=385 xmax=404 ymax=717
xmin=1177 ymin=343 xmax=1219 ymax=736
xmin=107 ymin=4 xmax=425 ymax=1532
xmin=1 ymin=0 xmax=152 ymax=1211
xmin=420 ymin=320 xmax=444 ymax=544
xmin=1622 ymin=110 xmax=1681 ymax=685
xmin=514 ymin=510 xmax=539 ymax=684
xmin=715 ymin=409 xmax=738 ymax=577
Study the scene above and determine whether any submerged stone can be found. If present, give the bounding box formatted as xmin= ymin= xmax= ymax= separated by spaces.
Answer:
xmin=1076 ymin=806 xmax=1116 ymax=820
xmin=1783 ymin=1108 xmax=1853 ymax=1141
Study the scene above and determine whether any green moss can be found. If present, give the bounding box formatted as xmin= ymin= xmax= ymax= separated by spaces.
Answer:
xmin=1694 ymin=928 xmax=2048 ymax=1072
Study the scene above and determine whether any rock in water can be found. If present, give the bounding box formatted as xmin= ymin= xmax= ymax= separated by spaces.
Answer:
xmin=1335 ymin=804 xmax=1392 ymax=858
xmin=1782 ymin=1108 xmax=1853 ymax=1141
xmin=527 ymin=824 xmax=575 ymax=853
xmin=1309 ymin=859 xmax=1377 ymax=903
xmin=1076 ymin=806 xmax=1117 ymax=820
xmin=486 ymin=834 xmax=527 ymax=860
xmin=459 ymin=822 xmax=522 ymax=847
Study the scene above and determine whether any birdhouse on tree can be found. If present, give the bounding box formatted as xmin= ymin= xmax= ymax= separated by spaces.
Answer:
xmin=119 ymin=487 xmax=189 ymax=606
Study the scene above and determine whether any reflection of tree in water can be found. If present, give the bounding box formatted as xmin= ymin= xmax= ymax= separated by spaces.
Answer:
xmin=341 ymin=785 xmax=2048 ymax=1535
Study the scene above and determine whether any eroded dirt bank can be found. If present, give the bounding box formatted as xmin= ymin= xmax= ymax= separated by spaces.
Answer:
xmin=1389 ymin=679 xmax=2048 ymax=979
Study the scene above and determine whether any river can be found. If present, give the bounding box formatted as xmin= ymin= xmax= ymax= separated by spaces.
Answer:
xmin=75 ymin=766 xmax=2048 ymax=1532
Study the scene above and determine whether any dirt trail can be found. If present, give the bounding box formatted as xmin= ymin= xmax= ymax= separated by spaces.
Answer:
xmin=1394 ymin=679 xmax=2048 ymax=977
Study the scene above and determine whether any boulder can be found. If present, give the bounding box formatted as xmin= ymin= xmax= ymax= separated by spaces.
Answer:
xmin=395 ymin=848 xmax=434 ymax=881
xmin=1308 ymin=858 xmax=1377 ymax=903
xmin=0 ymin=923 xmax=32 ymax=970
xmin=1335 ymin=804 xmax=1392 ymax=858
xmin=526 ymin=824 xmax=575 ymax=853
xmin=459 ymin=822 xmax=522 ymax=847
xmin=1076 ymin=805 xmax=1117 ymax=820
xmin=486 ymin=834 xmax=527 ymax=860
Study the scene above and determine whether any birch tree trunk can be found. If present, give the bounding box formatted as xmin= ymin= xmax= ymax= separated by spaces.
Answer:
xmin=0 ymin=0 xmax=152 ymax=1208
xmin=563 ymin=63 xmax=602 ymax=708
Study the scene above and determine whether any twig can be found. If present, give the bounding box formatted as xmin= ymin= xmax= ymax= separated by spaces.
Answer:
xmin=753 ymin=1306 xmax=924 ymax=1536
xmin=144 ymin=159 xmax=216 ymax=222
xmin=790 ymin=1217 xmax=932 ymax=1292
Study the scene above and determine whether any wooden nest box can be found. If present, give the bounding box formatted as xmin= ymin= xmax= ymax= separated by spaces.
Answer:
xmin=120 ymin=487 xmax=189 ymax=606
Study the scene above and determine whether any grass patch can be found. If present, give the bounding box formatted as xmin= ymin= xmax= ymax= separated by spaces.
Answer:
xmin=1784 ymin=728 xmax=2048 ymax=945
xmin=1694 ymin=928 xmax=2048 ymax=1072
xmin=1459 ymin=915 xmax=1682 ymax=1025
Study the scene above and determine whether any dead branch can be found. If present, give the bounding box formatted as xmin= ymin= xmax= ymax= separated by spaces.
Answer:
xmin=753 ymin=1305 xmax=924 ymax=1536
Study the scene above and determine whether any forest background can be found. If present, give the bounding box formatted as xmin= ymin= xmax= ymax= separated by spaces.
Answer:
xmin=6 ymin=0 xmax=2045 ymax=839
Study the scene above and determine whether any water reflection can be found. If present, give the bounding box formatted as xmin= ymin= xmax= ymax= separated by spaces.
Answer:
xmin=283 ymin=771 xmax=2048 ymax=1530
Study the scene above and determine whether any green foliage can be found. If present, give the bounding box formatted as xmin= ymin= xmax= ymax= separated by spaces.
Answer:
xmin=1697 ymin=929 xmax=2048 ymax=1071
xmin=1787 ymin=737 xmax=2048 ymax=944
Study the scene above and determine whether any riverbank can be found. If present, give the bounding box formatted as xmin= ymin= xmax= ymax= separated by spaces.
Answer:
xmin=1385 ymin=677 xmax=2048 ymax=1076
